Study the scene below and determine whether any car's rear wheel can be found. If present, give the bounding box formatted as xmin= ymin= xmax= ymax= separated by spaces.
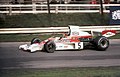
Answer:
xmin=44 ymin=40 xmax=56 ymax=53
xmin=31 ymin=38 xmax=41 ymax=44
xmin=93 ymin=36 xmax=109 ymax=51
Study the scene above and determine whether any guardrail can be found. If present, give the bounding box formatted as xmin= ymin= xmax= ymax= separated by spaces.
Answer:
xmin=0 ymin=27 xmax=68 ymax=34
xmin=0 ymin=25 xmax=120 ymax=34
xmin=0 ymin=4 xmax=120 ymax=15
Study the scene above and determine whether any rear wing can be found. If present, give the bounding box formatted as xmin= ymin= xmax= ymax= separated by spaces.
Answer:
xmin=90 ymin=29 xmax=116 ymax=37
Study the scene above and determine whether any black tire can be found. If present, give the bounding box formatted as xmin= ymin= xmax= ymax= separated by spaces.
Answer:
xmin=44 ymin=40 xmax=56 ymax=53
xmin=93 ymin=36 xmax=109 ymax=51
xmin=31 ymin=38 xmax=41 ymax=44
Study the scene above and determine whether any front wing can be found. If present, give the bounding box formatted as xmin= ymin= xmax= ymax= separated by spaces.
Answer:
xmin=19 ymin=43 xmax=43 ymax=52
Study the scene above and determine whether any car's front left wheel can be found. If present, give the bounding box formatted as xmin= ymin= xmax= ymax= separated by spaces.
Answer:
xmin=44 ymin=40 xmax=56 ymax=53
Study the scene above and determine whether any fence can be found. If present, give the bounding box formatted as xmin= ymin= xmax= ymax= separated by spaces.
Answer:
xmin=0 ymin=4 xmax=120 ymax=15
xmin=0 ymin=25 xmax=120 ymax=34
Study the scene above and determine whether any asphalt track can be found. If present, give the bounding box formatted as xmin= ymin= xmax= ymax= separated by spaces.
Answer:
xmin=0 ymin=39 xmax=120 ymax=69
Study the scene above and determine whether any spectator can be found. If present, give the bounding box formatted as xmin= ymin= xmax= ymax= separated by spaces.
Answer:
xmin=90 ymin=0 xmax=97 ymax=10
xmin=104 ymin=0 xmax=110 ymax=4
xmin=50 ymin=0 xmax=58 ymax=4
xmin=11 ymin=0 xmax=19 ymax=4
xmin=90 ymin=0 xmax=97 ymax=4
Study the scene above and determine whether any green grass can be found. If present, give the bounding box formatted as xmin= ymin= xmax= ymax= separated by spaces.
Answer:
xmin=0 ymin=67 xmax=120 ymax=77
xmin=0 ymin=13 xmax=109 ymax=28
xmin=0 ymin=34 xmax=52 ymax=42
xmin=108 ymin=33 xmax=120 ymax=39
xmin=0 ymin=33 xmax=119 ymax=42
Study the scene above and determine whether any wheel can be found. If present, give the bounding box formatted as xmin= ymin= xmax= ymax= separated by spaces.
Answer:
xmin=44 ymin=40 xmax=56 ymax=53
xmin=31 ymin=38 xmax=41 ymax=44
xmin=93 ymin=36 xmax=109 ymax=51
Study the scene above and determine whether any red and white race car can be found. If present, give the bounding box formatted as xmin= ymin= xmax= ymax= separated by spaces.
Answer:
xmin=19 ymin=26 xmax=116 ymax=53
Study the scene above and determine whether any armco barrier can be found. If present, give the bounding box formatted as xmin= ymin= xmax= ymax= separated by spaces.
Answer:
xmin=0 ymin=25 xmax=120 ymax=34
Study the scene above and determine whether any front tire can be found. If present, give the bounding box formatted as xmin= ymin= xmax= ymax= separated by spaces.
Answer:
xmin=44 ymin=41 xmax=56 ymax=53
xmin=93 ymin=36 xmax=109 ymax=51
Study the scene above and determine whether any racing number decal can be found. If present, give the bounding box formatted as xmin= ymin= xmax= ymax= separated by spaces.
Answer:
xmin=78 ymin=42 xmax=81 ymax=49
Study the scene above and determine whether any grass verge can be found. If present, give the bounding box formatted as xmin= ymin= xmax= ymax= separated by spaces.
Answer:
xmin=0 ymin=33 xmax=119 ymax=42
xmin=0 ymin=67 xmax=120 ymax=77
xmin=0 ymin=34 xmax=52 ymax=42
xmin=0 ymin=13 xmax=109 ymax=28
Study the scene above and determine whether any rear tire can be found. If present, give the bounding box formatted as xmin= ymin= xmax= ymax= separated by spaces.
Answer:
xmin=44 ymin=41 xmax=56 ymax=53
xmin=31 ymin=38 xmax=41 ymax=44
xmin=93 ymin=36 xmax=109 ymax=51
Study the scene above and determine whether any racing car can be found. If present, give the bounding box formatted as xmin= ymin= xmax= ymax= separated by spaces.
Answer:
xmin=19 ymin=26 xmax=116 ymax=53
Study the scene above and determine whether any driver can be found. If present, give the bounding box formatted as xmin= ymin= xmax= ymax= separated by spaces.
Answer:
xmin=58 ymin=32 xmax=67 ymax=40
xmin=63 ymin=32 xmax=68 ymax=37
